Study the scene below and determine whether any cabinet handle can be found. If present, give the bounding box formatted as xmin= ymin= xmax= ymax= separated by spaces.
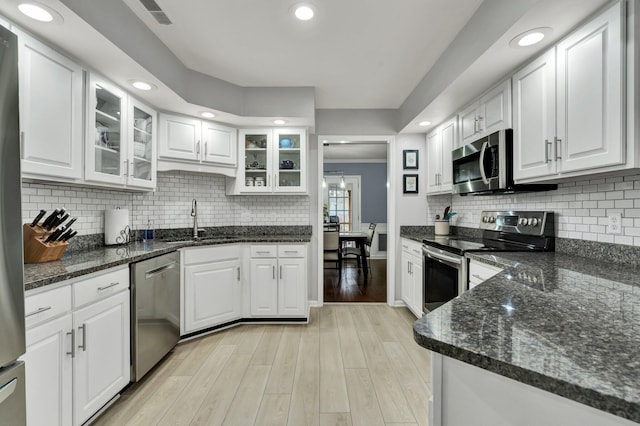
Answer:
xmin=67 ymin=329 xmax=75 ymax=358
xmin=204 ymin=141 xmax=208 ymax=157
xmin=78 ymin=324 xmax=87 ymax=352
xmin=196 ymin=140 xmax=201 ymax=154
xmin=544 ymin=139 xmax=551 ymax=163
xmin=97 ymin=282 xmax=119 ymax=291
xmin=477 ymin=116 xmax=483 ymax=131
xmin=267 ymin=174 xmax=270 ymax=187
xmin=237 ymin=267 xmax=240 ymax=281
xmin=256 ymin=251 xmax=270 ymax=254
xmin=272 ymin=266 xmax=276 ymax=280
xmin=474 ymin=118 xmax=479 ymax=133
xmin=123 ymin=160 xmax=129 ymax=177
xmin=20 ymin=132 xmax=25 ymax=158
xmin=25 ymin=306 xmax=51 ymax=317
xmin=280 ymin=265 xmax=283 ymax=280
xmin=412 ymin=249 xmax=420 ymax=255
xmin=554 ymin=137 xmax=562 ymax=160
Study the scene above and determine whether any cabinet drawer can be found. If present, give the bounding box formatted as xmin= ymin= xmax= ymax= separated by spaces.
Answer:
xmin=250 ymin=245 xmax=277 ymax=258
xmin=401 ymin=238 xmax=422 ymax=257
xmin=183 ymin=245 xmax=242 ymax=265
xmin=73 ymin=267 xmax=129 ymax=308
xmin=277 ymin=245 xmax=306 ymax=258
xmin=25 ymin=285 xmax=72 ymax=328
xmin=468 ymin=260 xmax=503 ymax=283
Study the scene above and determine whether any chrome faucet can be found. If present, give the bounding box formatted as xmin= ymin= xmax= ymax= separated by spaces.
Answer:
xmin=191 ymin=199 xmax=199 ymax=240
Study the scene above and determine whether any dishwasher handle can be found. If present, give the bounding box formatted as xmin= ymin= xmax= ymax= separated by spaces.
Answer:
xmin=145 ymin=261 xmax=177 ymax=279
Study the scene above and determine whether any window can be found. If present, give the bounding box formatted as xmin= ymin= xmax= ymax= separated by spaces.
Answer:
xmin=328 ymin=184 xmax=352 ymax=231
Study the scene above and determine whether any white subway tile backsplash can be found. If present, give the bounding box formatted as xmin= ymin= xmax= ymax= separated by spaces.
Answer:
xmin=432 ymin=172 xmax=640 ymax=247
xmin=22 ymin=171 xmax=310 ymax=235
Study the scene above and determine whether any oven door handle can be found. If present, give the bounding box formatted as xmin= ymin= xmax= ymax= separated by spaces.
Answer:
xmin=479 ymin=141 xmax=489 ymax=185
xmin=423 ymin=247 xmax=462 ymax=266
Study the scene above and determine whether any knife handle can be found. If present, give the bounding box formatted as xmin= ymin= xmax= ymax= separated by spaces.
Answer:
xmin=30 ymin=210 xmax=46 ymax=227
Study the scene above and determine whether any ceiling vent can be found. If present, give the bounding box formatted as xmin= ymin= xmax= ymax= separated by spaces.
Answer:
xmin=139 ymin=0 xmax=172 ymax=25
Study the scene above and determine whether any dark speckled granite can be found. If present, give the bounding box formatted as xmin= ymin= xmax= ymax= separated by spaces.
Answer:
xmin=414 ymin=251 xmax=640 ymax=423
xmin=400 ymin=225 xmax=484 ymax=244
xmin=25 ymin=227 xmax=311 ymax=291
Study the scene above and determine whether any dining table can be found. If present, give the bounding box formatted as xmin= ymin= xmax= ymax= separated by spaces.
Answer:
xmin=338 ymin=231 xmax=369 ymax=278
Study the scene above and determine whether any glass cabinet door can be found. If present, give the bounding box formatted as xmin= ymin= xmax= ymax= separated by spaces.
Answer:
xmin=241 ymin=130 xmax=271 ymax=192
xmin=274 ymin=129 xmax=305 ymax=192
xmin=128 ymin=98 xmax=156 ymax=188
xmin=86 ymin=76 xmax=126 ymax=184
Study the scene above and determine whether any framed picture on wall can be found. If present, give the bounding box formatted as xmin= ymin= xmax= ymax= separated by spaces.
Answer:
xmin=403 ymin=174 xmax=419 ymax=194
xmin=403 ymin=150 xmax=419 ymax=169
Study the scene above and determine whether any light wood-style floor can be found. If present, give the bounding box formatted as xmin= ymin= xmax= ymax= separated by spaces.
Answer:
xmin=94 ymin=304 xmax=431 ymax=426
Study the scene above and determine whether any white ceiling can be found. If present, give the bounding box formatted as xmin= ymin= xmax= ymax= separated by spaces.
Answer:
xmin=121 ymin=0 xmax=483 ymax=109
xmin=0 ymin=0 xmax=613 ymax=130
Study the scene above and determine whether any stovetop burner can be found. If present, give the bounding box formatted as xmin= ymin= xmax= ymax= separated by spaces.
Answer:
xmin=423 ymin=210 xmax=555 ymax=256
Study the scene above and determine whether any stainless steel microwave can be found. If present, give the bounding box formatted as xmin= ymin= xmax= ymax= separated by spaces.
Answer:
xmin=451 ymin=129 xmax=556 ymax=195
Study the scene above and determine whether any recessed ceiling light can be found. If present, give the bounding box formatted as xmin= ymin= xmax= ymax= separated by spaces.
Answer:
xmin=18 ymin=2 xmax=62 ymax=23
xmin=419 ymin=121 xmax=431 ymax=127
xmin=273 ymin=119 xmax=287 ymax=125
xmin=129 ymin=80 xmax=156 ymax=91
xmin=201 ymin=112 xmax=215 ymax=119
xmin=509 ymin=27 xmax=552 ymax=49
xmin=292 ymin=3 xmax=315 ymax=21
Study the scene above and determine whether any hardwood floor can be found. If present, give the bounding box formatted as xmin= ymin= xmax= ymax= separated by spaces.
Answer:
xmin=324 ymin=259 xmax=387 ymax=303
xmin=94 ymin=304 xmax=431 ymax=426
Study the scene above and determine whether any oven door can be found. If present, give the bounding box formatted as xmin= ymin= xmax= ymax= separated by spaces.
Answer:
xmin=451 ymin=130 xmax=508 ymax=194
xmin=422 ymin=246 xmax=467 ymax=312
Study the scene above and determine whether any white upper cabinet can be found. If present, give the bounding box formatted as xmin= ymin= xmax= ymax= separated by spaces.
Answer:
xmin=513 ymin=2 xmax=623 ymax=181
xmin=16 ymin=29 xmax=84 ymax=180
xmin=202 ymin=121 xmax=237 ymax=165
xmin=513 ymin=48 xmax=557 ymax=180
xmin=556 ymin=1 xmax=624 ymax=173
xmin=426 ymin=117 xmax=456 ymax=195
xmin=230 ymin=128 xmax=307 ymax=194
xmin=459 ymin=79 xmax=511 ymax=146
xmin=127 ymin=97 xmax=157 ymax=189
xmin=85 ymin=76 xmax=127 ymax=186
xmin=85 ymin=74 xmax=157 ymax=190
xmin=158 ymin=113 xmax=237 ymax=172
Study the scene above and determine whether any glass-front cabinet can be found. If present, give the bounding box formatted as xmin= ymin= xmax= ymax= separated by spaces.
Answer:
xmin=127 ymin=98 xmax=156 ymax=188
xmin=86 ymin=76 xmax=126 ymax=185
xmin=85 ymin=74 xmax=157 ymax=189
xmin=236 ymin=128 xmax=306 ymax=194
xmin=274 ymin=129 xmax=305 ymax=192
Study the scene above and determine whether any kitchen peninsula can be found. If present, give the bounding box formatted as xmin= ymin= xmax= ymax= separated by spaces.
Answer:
xmin=414 ymin=250 xmax=640 ymax=426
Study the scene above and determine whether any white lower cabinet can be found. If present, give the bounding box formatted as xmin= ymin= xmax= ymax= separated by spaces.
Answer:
xmin=468 ymin=258 xmax=504 ymax=290
xmin=22 ymin=267 xmax=130 ymax=426
xmin=72 ymin=290 xmax=130 ymax=425
xmin=401 ymin=239 xmax=423 ymax=318
xmin=250 ymin=245 xmax=307 ymax=317
xmin=23 ymin=314 xmax=73 ymax=426
xmin=182 ymin=246 xmax=242 ymax=334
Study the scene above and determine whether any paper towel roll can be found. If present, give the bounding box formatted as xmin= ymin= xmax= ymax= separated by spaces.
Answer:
xmin=104 ymin=209 xmax=129 ymax=245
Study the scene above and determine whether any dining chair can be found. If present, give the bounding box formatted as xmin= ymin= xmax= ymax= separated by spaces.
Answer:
xmin=327 ymin=215 xmax=340 ymax=231
xmin=342 ymin=223 xmax=376 ymax=276
xmin=323 ymin=230 xmax=342 ymax=280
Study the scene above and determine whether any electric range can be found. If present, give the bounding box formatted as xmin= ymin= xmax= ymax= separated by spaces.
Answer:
xmin=421 ymin=211 xmax=555 ymax=312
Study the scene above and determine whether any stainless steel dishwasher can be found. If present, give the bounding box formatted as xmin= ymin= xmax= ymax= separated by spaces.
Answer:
xmin=130 ymin=251 xmax=180 ymax=381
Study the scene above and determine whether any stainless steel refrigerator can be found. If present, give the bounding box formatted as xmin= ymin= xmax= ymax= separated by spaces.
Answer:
xmin=0 ymin=23 xmax=27 ymax=426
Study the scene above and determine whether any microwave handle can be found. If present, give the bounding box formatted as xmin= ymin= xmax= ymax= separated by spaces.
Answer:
xmin=479 ymin=141 xmax=489 ymax=184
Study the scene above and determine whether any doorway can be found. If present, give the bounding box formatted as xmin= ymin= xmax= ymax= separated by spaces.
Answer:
xmin=318 ymin=137 xmax=394 ymax=304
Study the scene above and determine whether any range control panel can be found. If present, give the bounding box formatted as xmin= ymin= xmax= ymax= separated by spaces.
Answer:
xmin=478 ymin=211 xmax=554 ymax=236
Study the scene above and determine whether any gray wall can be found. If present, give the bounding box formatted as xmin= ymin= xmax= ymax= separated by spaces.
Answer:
xmin=324 ymin=163 xmax=387 ymax=224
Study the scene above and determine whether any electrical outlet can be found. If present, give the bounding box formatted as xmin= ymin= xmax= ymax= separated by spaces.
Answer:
xmin=608 ymin=213 xmax=621 ymax=234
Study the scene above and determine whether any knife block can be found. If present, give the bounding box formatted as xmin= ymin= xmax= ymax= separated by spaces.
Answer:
xmin=23 ymin=223 xmax=69 ymax=264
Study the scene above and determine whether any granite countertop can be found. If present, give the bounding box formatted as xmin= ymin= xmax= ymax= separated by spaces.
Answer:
xmin=413 ymin=251 xmax=640 ymax=422
xmin=24 ymin=234 xmax=312 ymax=291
